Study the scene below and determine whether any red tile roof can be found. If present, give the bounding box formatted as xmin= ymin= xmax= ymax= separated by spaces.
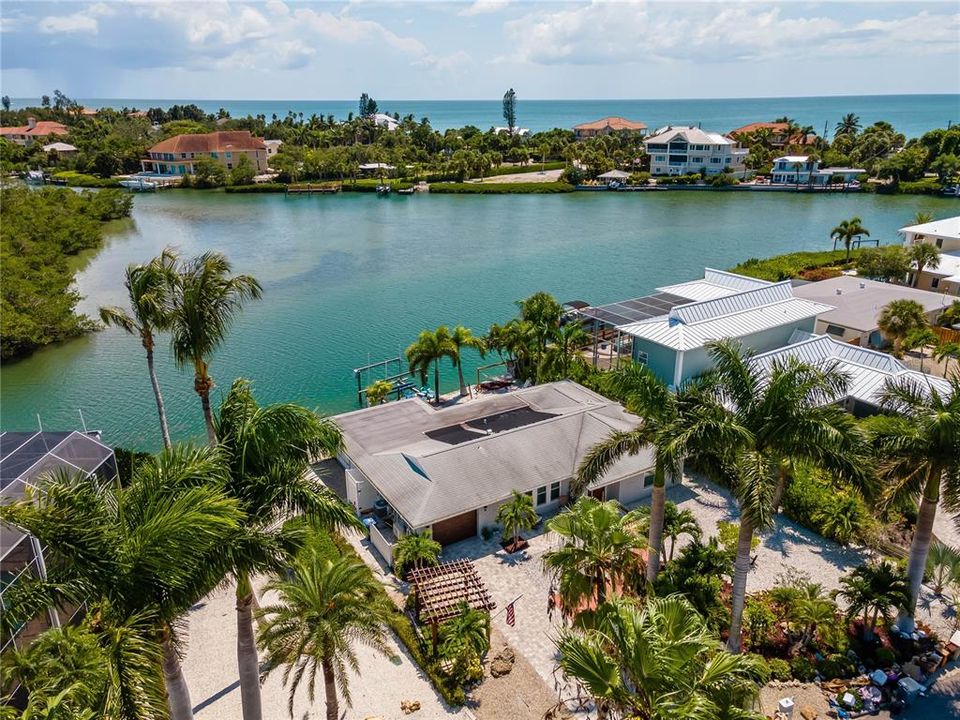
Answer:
xmin=0 ymin=120 xmax=70 ymax=137
xmin=574 ymin=116 xmax=647 ymax=131
xmin=148 ymin=131 xmax=266 ymax=154
xmin=729 ymin=121 xmax=790 ymax=136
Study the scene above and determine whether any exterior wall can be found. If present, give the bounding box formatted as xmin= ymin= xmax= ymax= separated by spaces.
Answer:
xmin=646 ymin=141 xmax=748 ymax=176
xmin=814 ymin=319 xmax=869 ymax=346
xmin=633 ymin=339 xmax=678 ymax=386
xmin=618 ymin=472 xmax=655 ymax=505
xmin=903 ymin=230 xmax=960 ymax=254
xmin=368 ymin=523 xmax=394 ymax=566
xmin=914 ymin=271 xmax=959 ymax=296
xmin=142 ymin=148 xmax=268 ymax=175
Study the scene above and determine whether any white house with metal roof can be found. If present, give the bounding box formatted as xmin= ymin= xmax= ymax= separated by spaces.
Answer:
xmin=770 ymin=155 xmax=865 ymax=186
xmin=752 ymin=331 xmax=954 ymax=416
xmin=618 ymin=278 xmax=833 ymax=388
xmin=332 ymin=382 xmax=658 ymax=561
xmin=644 ymin=126 xmax=748 ymax=177
xmin=900 ymin=216 xmax=960 ymax=295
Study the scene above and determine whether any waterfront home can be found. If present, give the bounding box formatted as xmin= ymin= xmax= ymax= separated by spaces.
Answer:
xmin=792 ymin=275 xmax=951 ymax=347
xmin=613 ymin=272 xmax=831 ymax=387
xmin=0 ymin=117 xmax=69 ymax=147
xmin=263 ymin=138 xmax=283 ymax=158
xmin=753 ymin=331 xmax=953 ymax=416
xmin=41 ymin=141 xmax=78 ymax=158
xmin=1 ymin=431 xmax=118 ymax=659
xmin=901 ymin=216 xmax=960 ymax=295
xmin=729 ymin=121 xmax=795 ymax=147
xmin=574 ymin=117 xmax=647 ymax=140
xmin=494 ymin=126 xmax=530 ymax=136
xmin=140 ymin=130 xmax=268 ymax=176
xmin=332 ymin=381 xmax=657 ymax=561
xmin=643 ymin=126 xmax=748 ymax=177
xmin=770 ymin=155 xmax=865 ymax=186
xmin=371 ymin=113 xmax=399 ymax=131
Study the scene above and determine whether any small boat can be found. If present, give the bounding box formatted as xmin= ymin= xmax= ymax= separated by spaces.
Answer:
xmin=25 ymin=170 xmax=45 ymax=184
xmin=119 ymin=178 xmax=158 ymax=192
xmin=376 ymin=184 xmax=391 ymax=195
xmin=943 ymin=185 xmax=960 ymax=197
xmin=397 ymin=187 xmax=414 ymax=195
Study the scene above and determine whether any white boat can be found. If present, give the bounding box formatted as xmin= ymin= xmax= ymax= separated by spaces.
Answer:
xmin=25 ymin=170 xmax=45 ymax=184
xmin=119 ymin=178 xmax=158 ymax=191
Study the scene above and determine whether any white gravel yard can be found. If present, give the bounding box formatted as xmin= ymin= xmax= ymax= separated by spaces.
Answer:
xmin=181 ymin=575 xmax=465 ymax=720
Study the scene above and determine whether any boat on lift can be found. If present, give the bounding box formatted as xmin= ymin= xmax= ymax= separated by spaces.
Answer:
xmin=119 ymin=177 xmax=159 ymax=192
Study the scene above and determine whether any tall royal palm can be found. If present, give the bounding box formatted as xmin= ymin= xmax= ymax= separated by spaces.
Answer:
xmin=574 ymin=364 xmax=746 ymax=582
xmin=450 ymin=325 xmax=485 ymax=396
xmin=830 ymin=216 xmax=870 ymax=262
xmin=865 ymin=376 xmax=960 ymax=630
xmin=406 ymin=326 xmax=457 ymax=406
xmin=99 ymin=248 xmax=178 ymax=448
xmin=556 ymin=595 xmax=765 ymax=720
xmin=170 ymin=252 xmax=262 ymax=445
xmin=215 ymin=379 xmax=362 ymax=720
xmin=1 ymin=446 xmax=242 ymax=720
xmin=704 ymin=340 xmax=863 ymax=651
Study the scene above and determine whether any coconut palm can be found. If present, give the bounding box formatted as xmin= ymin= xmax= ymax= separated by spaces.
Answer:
xmin=542 ymin=498 xmax=646 ymax=614
xmin=496 ymin=490 xmax=539 ymax=551
xmin=877 ymin=299 xmax=928 ymax=357
xmin=575 ymin=363 xmax=746 ymax=582
xmin=830 ymin=216 xmax=870 ymax=261
xmin=392 ymin=530 xmax=442 ymax=578
xmin=214 ymin=379 xmax=360 ymax=720
xmin=406 ymin=326 xmax=457 ymax=406
xmin=866 ymin=375 xmax=960 ymax=630
xmin=926 ymin=541 xmax=960 ymax=596
xmin=256 ymin=550 xmax=393 ymax=720
xmin=909 ymin=242 xmax=941 ymax=288
xmin=170 ymin=252 xmax=262 ymax=445
xmin=835 ymin=113 xmax=861 ymax=136
xmin=516 ymin=291 xmax=563 ymax=374
xmin=450 ymin=325 xmax=485 ymax=396
xmin=936 ymin=341 xmax=960 ymax=378
xmin=834 ymin=560 xmax=910 ymax=642
xmin=702 ymin=339 xmax=864 ymax=652
xmin=912 ymin=211 xmax=934 ymax=225
xmin=99 ymin=248 xmax=178 ymax=448
xmin=0 ymin=446 xmax=242 ymax=720
xmin=555 ymin=594 xmax=766 ymax=720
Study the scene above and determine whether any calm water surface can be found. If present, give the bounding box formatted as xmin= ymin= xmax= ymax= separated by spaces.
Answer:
xmin=2 ymin=191 xmax=957 ymax=449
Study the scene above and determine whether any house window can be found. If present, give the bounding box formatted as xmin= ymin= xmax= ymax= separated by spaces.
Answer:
xmin=180 ymin=153 xmax=186 ymax=159
xmin=725 ymin=157 xmax=731 ymax=164
xmin=824 ymin=324 xmax=846 ymax=337
xmin=931 ymin=277 xmax=940 ymax=288
xmin=711 ymin=158 xmax=721 ymax=164
xmin=536 ymin=486 xmax=547 ymax=506
xmin=210 ymin=152 xmax=218 ymax=159
xmin=550 ymin=481 xmax=561 ymax=501
xmin=643 ymin=473 xmax=655 ymax=488
xmin=225 ymin=152 xmax=232 ymax=158
xmin=227 ymin=163 xmax=233 ymax=170
xmin=691 ymin=157 xmax=703 ymax=163
xmin=635 ymin=350 xmax=648 ymax=366
xmin=936 ymin=238 xmax=943 ymax=248
xmin=655 ymin=156 xmax=666 ymax=162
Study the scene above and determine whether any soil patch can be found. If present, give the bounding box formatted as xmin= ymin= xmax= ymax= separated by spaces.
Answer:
xmin=470 ymin=626 xmax=558 ymax=720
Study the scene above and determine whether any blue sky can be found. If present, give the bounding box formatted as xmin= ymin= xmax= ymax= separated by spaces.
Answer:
xmin=1 ymin=1 xmax=958 ymax=100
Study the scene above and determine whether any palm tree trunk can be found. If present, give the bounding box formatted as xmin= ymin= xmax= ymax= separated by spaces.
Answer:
xmin=321 ymin=656 xmax=338 ymax=720
xmin=236 ymin=573 xmax=262 ymax=720
xmin=770 ymin=466 xmax=789 ymax=512
xmin=144 ymin=338 xmax=172 ymax=449
xmin=456 ymin=361 xmax=468 ymax=397
xmin=899 ymin=471 xmax=941 ymax=631
xmin=646 ymin=462 xmax=666 ymax=582
xmin=433 ymin=361 xmax=441 ymax=406
xmin=863 ymin=608 xmax=873 ymax=641
xmin=726 ymin=518 xmax=755 ymax=653
xmin=162 ymin=634 xmax=194 ymax=720
xmin=195 ymin=371 xmax=217 ymax=445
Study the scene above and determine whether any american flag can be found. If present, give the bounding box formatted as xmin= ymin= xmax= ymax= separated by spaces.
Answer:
xmin=505 ymin=601 xmax=516 ymax=627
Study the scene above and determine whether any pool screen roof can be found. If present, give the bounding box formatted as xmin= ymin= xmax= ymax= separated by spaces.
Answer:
xmin=578 ymin=291 xmax=691 ymax=327
xmin=1 ymin=431 xmax=113 ymax=496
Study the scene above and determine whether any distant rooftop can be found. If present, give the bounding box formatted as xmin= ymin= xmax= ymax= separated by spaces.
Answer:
xmin=899 ymin=216 xmax=960 ymax=240
xmin=574 ymin=116 xmax=647 ymax=131
xmin=645 ymin=126 xmax=734 ymax=146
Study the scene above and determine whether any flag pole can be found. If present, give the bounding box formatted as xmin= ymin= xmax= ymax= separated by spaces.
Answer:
xmin=491 ymin=593 xmax=524 ymax=620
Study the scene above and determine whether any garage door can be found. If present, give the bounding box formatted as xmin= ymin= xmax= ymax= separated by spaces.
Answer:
xmin=432 ymin=510 xmax=478 ymax=545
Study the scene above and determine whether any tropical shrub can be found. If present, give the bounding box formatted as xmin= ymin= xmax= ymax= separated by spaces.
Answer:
xmin=767 ymin=658 xmax=792 ymax=681
xmin=926 ymin=541 xmax=960 ymax=595
xmin=392 ymin=530 xmax=442 ymax=578
xmin=51 ymin=170 xmax=121 ymax=187
xmin=782 ymin=466 xmax=876 ymax=546
xmin=819 ymin=653 xmax=857 ymax=680
xmin=656 ymin=538 xmax=729 ymax=630
xmin=717 ymin=520 xmax=758 ymax=561
xmin=744 ymin=597 xmax=776 ymax=649
xmin=730 ymin=249 xmax=857 ymax=282
xmin=790 ymin=655 xmax=817 ymax=681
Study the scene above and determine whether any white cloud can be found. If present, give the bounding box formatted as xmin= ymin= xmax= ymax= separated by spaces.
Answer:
xmin=459 ymin=0 xmax=511 ymax=17
xmin=38 ymin=12 xmax=99 ymax=35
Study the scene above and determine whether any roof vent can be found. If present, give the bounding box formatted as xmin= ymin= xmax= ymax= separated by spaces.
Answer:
xmin=835 ymin=288 xmax=843 ymax=295
xmin=859 ymin=282 xmax=866 ymax=289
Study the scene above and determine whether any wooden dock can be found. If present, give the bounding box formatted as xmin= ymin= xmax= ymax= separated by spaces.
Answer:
xmin=286 ymin=182 xmax=341 ymax=195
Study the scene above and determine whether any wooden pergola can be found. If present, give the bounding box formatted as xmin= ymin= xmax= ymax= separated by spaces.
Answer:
xmin=409 ymin=560 xmax=496 ymax=644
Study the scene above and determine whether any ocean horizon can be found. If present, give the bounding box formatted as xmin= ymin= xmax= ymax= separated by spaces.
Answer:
xmin=10 ymin=94 xmax=958 ymax=139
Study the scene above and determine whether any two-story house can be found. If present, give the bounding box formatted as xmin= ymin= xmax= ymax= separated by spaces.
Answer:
xmin=900 ymin=216 xmax=960 ymax=296
xmin=0 ymin=117 xmax=70 ymax=147
xmin=141 ymin=131 xmax=268 ymax=176
xmin=644 ymin=126 xmax=748 ymax=176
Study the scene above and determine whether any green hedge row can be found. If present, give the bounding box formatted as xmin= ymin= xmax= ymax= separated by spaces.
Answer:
xmin=224 ymin=183 xmax=287 ymax=193
xmin=429 ymin=181 xmax=573 ymax=194
xmin=51 ymin=171 xmax=121 ymax=188
xmin=730 ymin=249 xmax=860 ymax=282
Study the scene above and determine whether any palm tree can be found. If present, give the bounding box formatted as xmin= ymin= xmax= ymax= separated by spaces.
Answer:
xmin=1 ymin=446 xmax=242 ymax=720
xmin=912 ymin=210 xmax=934 ymax=225
xmin=878 ymin=299 xmax=928 ymax=357
xmin=575 ymin=363 xmax=745 ymax=582
xmin=170 ymin=252 xmax=262 ymax=445
xmin=662 ymin=504 xmax=701 ymax=561
xmin=926 ymin=541 xmax=960 ymax=596
xmin=556 ymin=595 xmax=766 ymax=720
xmin=99 ymin=248 xmax=178 ymax=448
xmin=788 ymin=583 xmax=837 ymax=653
xmin=542 ymin=498 xmax=646 ymax=614
xmin=830 ymin=216 xmax=870 ymax=261
xmin=496 ymin=490 xmax=539 ymax=551
xmin=908 ymin=243 xmax=941 ymax=288
xmin=450 ymin=325 xmax=485 ymax=396
xmin=365 ymin=378 xmax=393 ymax=406
xmin=257 ymin=550 xmax=394 ymax=720
xmin=516 ymin=291 xmax=563 ymax=375
xmin=835 ymin=113 xmax=861 ymax=136
xmin=905 ymin=327 xmax=940 ymax=372
xmin=214 ymin=379 xmax=360 ymax=720
xmin=865 ymin=376 xmax=960 ymax=630
xmin=437 ymin=603 xmax=490 ymax=678
xmin=406 ymin=326 xmax=457 ymax=406
xmin=935 ymin=341 xmax=960 ymax=378
xmin=540 ymin=322 xmax=590 ymax=381
xmin=392 ymin=530 xmax=442 ymax=578
xmin=702 ymin=340 xmax=864 ymax=652
xmin=834 ymin=560 xmax=910 ymax=641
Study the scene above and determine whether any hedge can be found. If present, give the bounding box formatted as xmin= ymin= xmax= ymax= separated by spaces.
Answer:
xmin=51 ymin=171 xmax=121 ymax=188
xmin=429 ymin=181 xmax=573 ymax=194
xmin=224 ymin=183 xmax=287 ymax=193
xmin=730 ymin=249 xmax=861 ymax=282
xmin=894 ymin=178 xmax=945 ymax=195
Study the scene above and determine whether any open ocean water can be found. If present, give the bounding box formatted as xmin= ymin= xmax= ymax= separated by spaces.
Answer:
xmin=11 ymin=94 xmax=960 ymax=138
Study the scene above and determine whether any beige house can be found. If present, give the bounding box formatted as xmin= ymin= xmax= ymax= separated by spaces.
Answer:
xmin=141 ymin=131 xmax=268 ymax=176
xmin=900 ymin=216 xmax=960 ymax=296
xmin=574 ymin=116 xmax=647 ymax=140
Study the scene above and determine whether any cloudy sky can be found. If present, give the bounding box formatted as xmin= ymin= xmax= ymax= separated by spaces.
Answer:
xmin=1 ymin=1 xmax=958 ymax=100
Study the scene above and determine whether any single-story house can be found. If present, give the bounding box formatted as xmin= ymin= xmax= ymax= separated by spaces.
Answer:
xmin=333 ymin=381 xmax=659 ymax=562
xmin=752 ymin=331 xmax=954 ymax=416
xmin=371 ymin=113 xmax=399 ymax=131
xmin=900 ymin=216 xmax=960 ymax=295
xmin=41 ymin=142 xmax=78 ymax=158
xmin=0 ymin=118 xmax=69 ymax=147
xmin=574 ymin=117 xmax=647 ymax=140
xmin=597 ymin=169 xmax=632 ymax=183
xmin=770 ymin=155 xmax=864 ymax=186
xmin=792 ymin=275 xmax=951 ymax=347
xmin=493 ymin=127 xmax=530 ymax=136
